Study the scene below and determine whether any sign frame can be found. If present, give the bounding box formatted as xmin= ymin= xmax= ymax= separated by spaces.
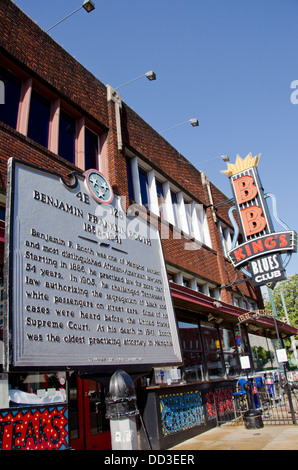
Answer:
xmin=223 ymin=154 xmax=297 ymax=287
xmin=4 ymin=158 xmax=183 ymax=373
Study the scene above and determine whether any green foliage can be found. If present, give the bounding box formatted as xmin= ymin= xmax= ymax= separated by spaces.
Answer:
xmin=264 ymin=274 xmax=298 ymax=329
xmin=252 ymin=346 xmax=271 ymax=361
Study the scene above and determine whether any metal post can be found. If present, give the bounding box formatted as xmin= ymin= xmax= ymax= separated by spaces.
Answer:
xmin=267 ymin=287 xmax=296 ymax=424
xmin=106 ymin=370 xmax=139 ymax=450
xmin=280 ymin=291 xmax=298 ymax=364
xmin=282 ymin=363 xmax=297 ymax=425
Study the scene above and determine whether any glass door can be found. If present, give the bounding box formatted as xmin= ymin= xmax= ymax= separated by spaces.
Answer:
xmin=69 ymin=374 xmax=111 ymax=450
xmin=84 ymin=378 xmax=111 ymax=450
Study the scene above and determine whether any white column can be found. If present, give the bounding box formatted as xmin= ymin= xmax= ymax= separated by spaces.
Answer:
xmin=191 ymin=202 xmax=202 ymax=241
xmin=131 ymin=157 xmax=142 ymax=205
xmin=148 ymin=170 xmax=159 ymax=216
xmin=163 ymin=182 xmax=175 ymax=225
xmin=177 ymin=192 xmax=189 ymax=234
xmin=175 ymin=272 xmax=183 ymax=285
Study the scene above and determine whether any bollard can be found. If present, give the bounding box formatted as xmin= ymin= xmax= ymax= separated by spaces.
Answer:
xmin=106 ymin=369 xmax=139 ymax=450
xmin=243 ymin=381 xmax=255 ymax=411
xmin=243 ymin=409 xmax=264 ymax=429
xmin=243 ymin=381 xmax=263 ymax=429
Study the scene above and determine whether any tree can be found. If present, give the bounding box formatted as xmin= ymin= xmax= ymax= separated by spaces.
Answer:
xmin=264 ymin=274 xmax=298 ymax=329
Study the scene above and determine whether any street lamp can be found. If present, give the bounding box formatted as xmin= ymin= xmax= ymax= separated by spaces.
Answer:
xmin=196 ymin=155 xmax=230 ymax=165
xmin=46 ymin=1 xmax=95 ymax=33
xmin=114 ymin=71 xmax=157 ymax=90
xmin=160 ymin=118 xmax=199 ymax=134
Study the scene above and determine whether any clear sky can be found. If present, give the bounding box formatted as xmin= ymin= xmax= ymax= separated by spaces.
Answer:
xmin=11 ymin=0 xmax=298 ymax=277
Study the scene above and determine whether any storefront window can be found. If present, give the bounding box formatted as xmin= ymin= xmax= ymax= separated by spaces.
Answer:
xmin=9 ymin=372 xmax=67 ymax=405
xmin=237 ymin=325 xmax=250 ymax=356
xmin=178 ymin=320 xmax=205 ymax=382
xmin=219 ymin=327 xmax=240 ymax=377
xmin=201 ymin=322 xmax=225 ymax=379
xmin=249 ymin=333 xmax=276 ymax=371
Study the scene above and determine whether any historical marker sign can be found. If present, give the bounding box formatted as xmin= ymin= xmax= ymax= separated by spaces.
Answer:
xmin=4 ymin=159 xmax=182 ymax=371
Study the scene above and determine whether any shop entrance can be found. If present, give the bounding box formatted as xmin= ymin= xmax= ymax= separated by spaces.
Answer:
xmin=69 ymin=374 xmax=111 ymax=450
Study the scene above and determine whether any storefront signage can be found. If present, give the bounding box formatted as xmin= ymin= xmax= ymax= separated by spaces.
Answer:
xmin=223 ymin=154 xmax=297 ymax=286
xmin=228 ymin=231 xmax=296 ymax=267
xmin=159 ymin=387 xmax=234 ymax=437
xmin=0 ymin=405 xmax=69 ymax=450
xmin=238 ymin=308 xmax=274 ymax=324
xmin=4 ymin=159 xmax=182 ymax=370
xmin=159 ymin=391 xmax=204 ymax=436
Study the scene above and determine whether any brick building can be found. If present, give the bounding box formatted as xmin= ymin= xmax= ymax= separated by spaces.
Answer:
xmin=0 ymin=0 xmax=295 ymax=450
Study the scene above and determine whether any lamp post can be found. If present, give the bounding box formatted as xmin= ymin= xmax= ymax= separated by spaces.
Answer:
xmin=114 ymin=71 xmax=156 ymax=90
xmin=160 ymin=118 xmax=199 ymax=133
xmin=46 ymin=1 xmax=95 ymax=33
xmin=196 ymin=155 xmax=230 ymax=165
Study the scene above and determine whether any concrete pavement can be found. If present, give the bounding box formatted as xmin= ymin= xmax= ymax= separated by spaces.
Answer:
xmin=170 ymin=424 xmax=298 ymax=450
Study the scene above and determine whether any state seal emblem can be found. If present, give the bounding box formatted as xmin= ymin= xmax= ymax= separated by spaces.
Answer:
xmin=84 ymin=169 xmax=113 ymax=204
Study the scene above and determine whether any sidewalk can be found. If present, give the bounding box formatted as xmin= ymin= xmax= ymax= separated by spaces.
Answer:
xmin=170 ymin=424 xmax=298 ymax=450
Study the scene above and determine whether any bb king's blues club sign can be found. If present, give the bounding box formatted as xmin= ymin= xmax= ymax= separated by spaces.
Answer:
xmin=223 ymin=154 xmax=297 ymax=287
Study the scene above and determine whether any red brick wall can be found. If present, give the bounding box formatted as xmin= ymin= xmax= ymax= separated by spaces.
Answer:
xmin=121 ymin=104 xmax=209 ymax=206
xmin=0 ymin=0 xmax=108 ymax=128
xmin=0 ymin=123 xmax=80 ymax=186
xmin=0 ymin=0 xmax=262 ymax=306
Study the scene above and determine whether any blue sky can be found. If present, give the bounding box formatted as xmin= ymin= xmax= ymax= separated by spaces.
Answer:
xmin=12 ymin=0 xmax=298 ymax=276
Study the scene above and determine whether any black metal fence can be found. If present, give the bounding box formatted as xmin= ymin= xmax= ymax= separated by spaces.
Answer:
xmin=231 ymin=371 xmax=298 ymax=426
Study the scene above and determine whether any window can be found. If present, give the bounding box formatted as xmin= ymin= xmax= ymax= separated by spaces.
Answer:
xmin=123 ymin=158 xmax=210 ymax=247
xmin=8 ymin=372 xmax=67 ymax=405
xmin=155 ymin=179 xmax=164 ymax=218
xmin=196 ymin=283 xmax=203 ymax=293
xmin=27 ymin=89 xmax=51 ymax=147
xmin=0 ymin=66 xmax=21 ymax=129
xmin=219 ymin=327 xmax=240 ymax=377
xmin=209 ymin=288 xmax=215 ymax=298
xmin=171 ymin=190 xmax=180 ymax=227
xmin=201 ymin=322 xmax=225 ymax=379
xmin=209 ymin=287 xmax=220 ymax=299
xmin=85 ymin=127 xmax=99 ymax=169
xmin=139 ymin=167 xmax=150 ymax=208
xmin=58 ymin=110 xmax=76 ymax=164
xmin=249 ymin=333 xmax=275 ymax=372
xmin=219 ymin=223 xmax=234 ymax=255
xmin=178 ymin=320 xmax=205 ymax=382
xmin=178 ymin=316 xmax=243 ymax=382
xmin=195 ymin=204 xmax=211 ymax=246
